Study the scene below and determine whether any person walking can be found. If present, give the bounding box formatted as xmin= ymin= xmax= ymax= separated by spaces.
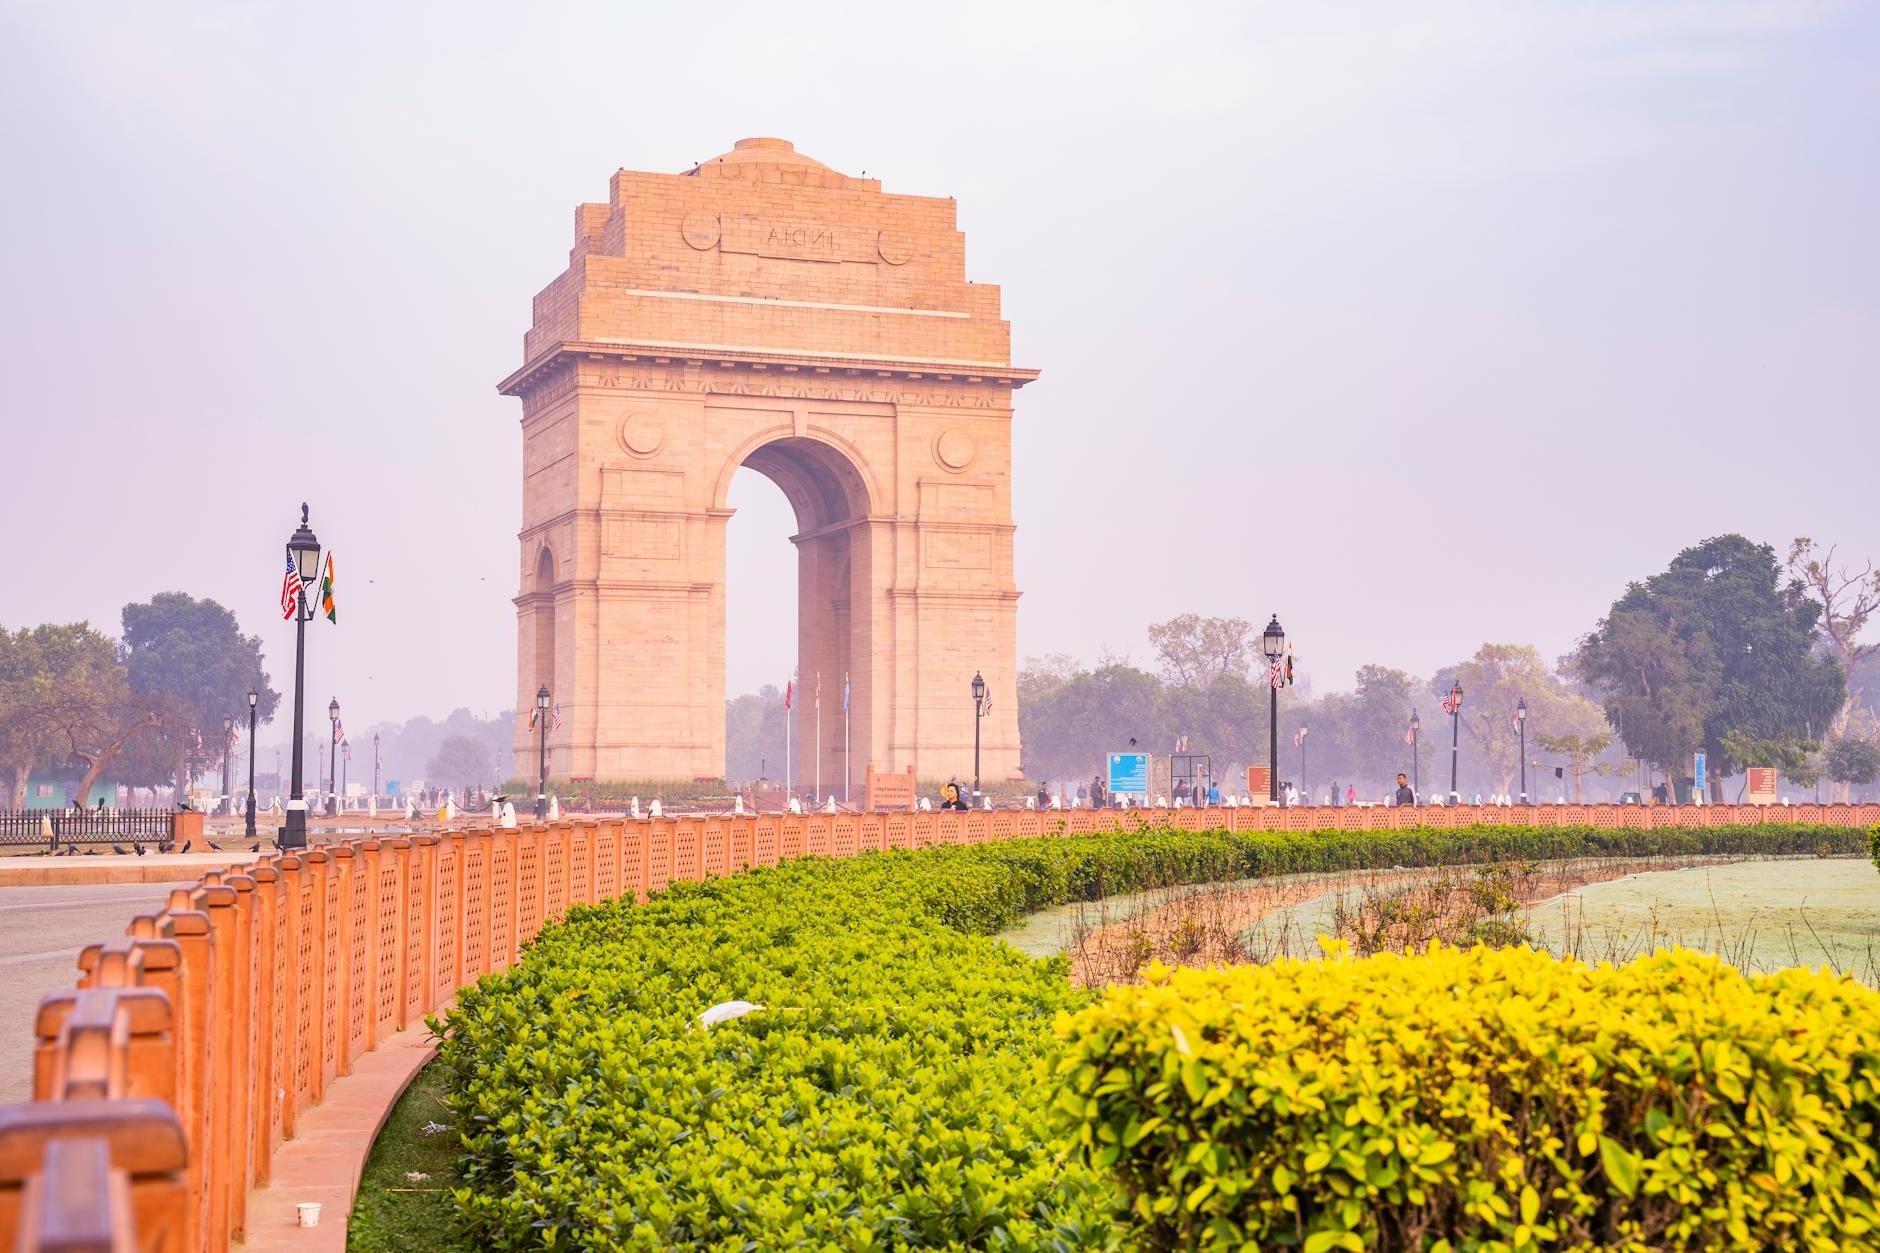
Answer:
xmin=1207 ymin=780 xmax=1221 ymax=806
xmin=1329 ymin=780 xmax=1340 ymax=808
xmin=1036 ymin=781 xmax=1049 ymax=809
xmin=1395 ymin=773 xmax=1416 ymax=806
xmin=1346 ymin=783 xmax=1357 ymax=806
xmin=1090 ymin=775 xmax=1106 ymax=809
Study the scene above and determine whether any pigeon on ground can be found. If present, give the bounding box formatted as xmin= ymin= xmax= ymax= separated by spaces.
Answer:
xmin=112 ymin=845 xmax=127 ymax=855
xmin=133 ymin=845 xmax=146 ymax=856
xmin=249 ymin=843 xmax=260 ymax=853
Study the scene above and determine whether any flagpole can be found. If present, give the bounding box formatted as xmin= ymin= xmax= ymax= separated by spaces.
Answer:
xmin=784 ymin=676 xmax=792 ymax=806
xmin=843 ymin=672 xmax=850 ymax=805
xmin=814 ymin=673 xmax=822 ymax=805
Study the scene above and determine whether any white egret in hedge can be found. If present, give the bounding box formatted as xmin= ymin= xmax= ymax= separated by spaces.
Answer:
xmin=696 ymin=1000 xmax=764 ymax=1029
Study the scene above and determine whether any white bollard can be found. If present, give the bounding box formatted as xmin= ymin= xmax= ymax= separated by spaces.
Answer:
xmin=630 ymin=795 xmax=641 ymax=819
xmin=734 ymin=795 xmax=746 ymax=815
xmin=917 ymin=796 xmax=931 ymax=812
xmin=649 ymin=798 xmax=663 ymax=818
xmin=547 ymin=795 xmax=560 ymax=821
xmin=824 ymin=795 xmax=838 ymax=813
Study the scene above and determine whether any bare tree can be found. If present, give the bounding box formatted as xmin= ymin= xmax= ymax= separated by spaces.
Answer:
xmin=1146 ymin=615 xmax=1254 ymax=688
xmin=1786 ymin=537 xmax=1880 ymax=735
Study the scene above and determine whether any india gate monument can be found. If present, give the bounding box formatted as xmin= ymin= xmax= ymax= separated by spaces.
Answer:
xmin=499 ymin=138 xmax=1033 ymax=791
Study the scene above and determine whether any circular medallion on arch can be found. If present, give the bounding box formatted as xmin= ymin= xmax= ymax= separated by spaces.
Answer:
xmin=618 ymin=412 xmax=667 ymax=458
xmin=681 ymin=213 xmax=721 ymax=251
xmin=933 ymin=427 xmax=976 ymax=473
xmin=877 ymin=230 xmax=916 ymax=266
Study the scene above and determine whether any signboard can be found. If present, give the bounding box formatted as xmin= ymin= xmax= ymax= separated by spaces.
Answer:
xmin=863 ymin=763 xmax=916 ymax=811
xmin=1246 ymin=765 xmax=1271 ymax=805
xmin=1108 ymin=752 xmax=1149 ymax=796
xmin=1745 ymin=767 xmax=1777 ymax=805
xmin=1692 ymin=752 xmax=1706 ymax=800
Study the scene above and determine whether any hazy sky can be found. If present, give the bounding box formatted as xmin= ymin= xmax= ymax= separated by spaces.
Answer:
xmin=2 ymin=1 xmax=1875 ymax=735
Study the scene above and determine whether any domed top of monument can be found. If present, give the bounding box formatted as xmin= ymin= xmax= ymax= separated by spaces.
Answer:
xmin=684 ymin=137 xmax=876 ymax=191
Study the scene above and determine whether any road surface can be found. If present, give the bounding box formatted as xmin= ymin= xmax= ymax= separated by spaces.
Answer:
xmin=0 ymin=881 xmax=190 ymax=1103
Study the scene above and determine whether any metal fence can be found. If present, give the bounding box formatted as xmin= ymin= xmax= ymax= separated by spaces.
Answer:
xmin=0 ymin=808 xmax=176 ymax=847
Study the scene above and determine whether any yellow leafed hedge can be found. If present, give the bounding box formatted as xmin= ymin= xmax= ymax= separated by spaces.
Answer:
xmin=1052 ymin=945 xmax=1880 ymax=1252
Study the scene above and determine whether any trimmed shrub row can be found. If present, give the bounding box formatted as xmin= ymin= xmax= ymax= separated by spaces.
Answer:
xmin=438 ymin=823 xmax=1875 ymax=1250
xmin=1053 ymin=946 xmax=1880 ymax=1251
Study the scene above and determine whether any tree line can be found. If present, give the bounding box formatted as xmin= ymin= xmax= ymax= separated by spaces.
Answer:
xmin=0 ymin=593 xmax=278 ymax=807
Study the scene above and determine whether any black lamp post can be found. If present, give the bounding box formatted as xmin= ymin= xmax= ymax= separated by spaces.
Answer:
xmin=971 ymin=671 xmax=987 ymax=806
xmin=326 ymin=698 xmax=340 ymax=817
xmin=535 ymin=684 xmax=551 ymax=820
xmin=220 ymin=715 xmax=233 ymax=817
xmin=341 ymin=738 xmax=351 ymax=804
xmin=372 ymin=732 xmax=380 ymax=800
xmin=1447 ymin=679 xmax=1464 ymax=802
xmin=1515 ymin=697 xmax=1529 ymax=804
xmin=1261 ymin=615 xmax=1286 ymax=804
xmin=282 ymin=506 xmax=321 ymax=851
xmin=245 ymin=689 xmax=258 ymax=841
xmin=1409 ymin=708 xmax=1421 ymax=803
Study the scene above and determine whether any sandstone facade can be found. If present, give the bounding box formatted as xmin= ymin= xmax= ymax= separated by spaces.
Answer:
xmin=501 ymin=138 xmax=1034 ymax=790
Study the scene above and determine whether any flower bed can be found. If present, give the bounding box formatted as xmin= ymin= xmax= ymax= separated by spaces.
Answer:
xmin=437 ymin=823 xmax=1875 ymax=1249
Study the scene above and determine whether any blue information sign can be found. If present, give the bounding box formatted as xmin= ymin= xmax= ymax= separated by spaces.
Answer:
xmin=1108 ymin=752 xmax=1149 ymax=795
xmin=1692 ymin=752 xmax=1706 ymax=799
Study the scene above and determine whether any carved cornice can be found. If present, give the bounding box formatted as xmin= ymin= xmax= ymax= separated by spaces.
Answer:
xmin=499 ymin=340 xmax=1038 ymax=402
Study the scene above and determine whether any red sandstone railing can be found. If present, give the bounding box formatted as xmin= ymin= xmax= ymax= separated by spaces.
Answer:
xmin=2 ymin=801 xmax=1875 ymax=1250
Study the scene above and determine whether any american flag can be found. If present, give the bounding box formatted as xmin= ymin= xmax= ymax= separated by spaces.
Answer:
xmin=1268 ymin=660 xmax=1285 ymax=689
xmin=332 ymin=720 xmax=345 ymax=744
xmin=548 ymin=703 xmax=563 ymax=731
xmin=1442 ymin=689 xmax=1458 ymax=715
xmin=280 ymin=552 xmax=304 ymax=621
xmin=1404 ymin=723 xmax=1416 ymax=745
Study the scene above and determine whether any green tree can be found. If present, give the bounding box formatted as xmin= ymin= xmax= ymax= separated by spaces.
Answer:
xmin=427 ymin=735 xmax=495 ymax=788
xmin=1575 ymin=535 xmax=1844 ymax=798
xmin=725 ymin=685 xmax=786 ymax=783
xmin=0 ymin=623 xmax=163 ymax=806
xmin=122 ymin=593 xmax=279 ymax=793
xmin=1018 ymin=660 xmax=1167 ymax=784
xmin=1823 ymin=735 xmax=1880 ymax=801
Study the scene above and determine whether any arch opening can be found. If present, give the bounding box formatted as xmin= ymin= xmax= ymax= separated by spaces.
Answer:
xmin=722 ymin=436 xmax=871 ymax=802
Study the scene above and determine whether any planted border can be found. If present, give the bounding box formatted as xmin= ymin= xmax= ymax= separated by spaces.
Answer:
xmin=437 ymin=823 xmax=1873 ymax=1249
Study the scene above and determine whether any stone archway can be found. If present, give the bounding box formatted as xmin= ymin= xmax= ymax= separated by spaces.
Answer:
xmin=502 ymin=138 xmax=1036 ymax=790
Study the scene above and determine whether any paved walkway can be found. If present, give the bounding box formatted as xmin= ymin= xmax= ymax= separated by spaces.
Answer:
xmin=244 ymin=1014 xmax=443 ymax=1250
xmin=0 ymin=880 xmax=196 ymax=1102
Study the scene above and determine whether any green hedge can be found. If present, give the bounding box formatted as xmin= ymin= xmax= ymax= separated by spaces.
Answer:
xmin=437 ymin=824 xmax=1872 ymax=1250
xmin=1053 ymin=947 xmax=1880 ymax=1251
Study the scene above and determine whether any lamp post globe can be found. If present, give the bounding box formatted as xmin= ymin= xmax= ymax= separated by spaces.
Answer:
xmin=1261 ymin=615 xmax=1286 ymax=804
xmin=535 ymin=684 xmax=551 ymax=820
xmin=326 ymin=698 xmax=341 ymax=816
xmin=1447 ymin=679 xmax=1464 ymax=802
xmin=970 ymin=672 xmax=986 ymax=805
xmin=245 ymin=688 xmax=259 ymax=840
xmin=1516 ymin=696 xmax=1529 ymax=804
xmin=281 ymin=505 xmax=320 ymax=850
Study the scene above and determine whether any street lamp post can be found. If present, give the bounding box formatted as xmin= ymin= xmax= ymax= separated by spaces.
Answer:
xmin=1515 ymin=697 xmax=1529 ymax=804
xmin=326 ymin=698 xmax=340 ymax=817
xmin=282 ymin=506 xmax=321 ymax=851
xmin=971 ymin=671 xmax=987 ymax=806
xmin=1261 ymin=615 xmax=1286 ymax=804
xmin=535 ymin=685 xmax=551 ymax=820
xmin=220 ymin=716 xmax=234 ymax=817
xmin=1447 ymin=679 xmax=1464 ymax=802
xmin=1410 ymin=709 xmax=1421 ymax=803
xmin=245 ymin=690 xmax=258 ymax=841
xmin=341 ymin=738 xmax=351 ymax=802
xmin=372 ymin=732 xmax=381 ymax=800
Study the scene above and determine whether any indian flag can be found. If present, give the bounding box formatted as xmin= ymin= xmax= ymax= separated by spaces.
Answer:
xmin=320 ymin=553 xmax=337 ymax=623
